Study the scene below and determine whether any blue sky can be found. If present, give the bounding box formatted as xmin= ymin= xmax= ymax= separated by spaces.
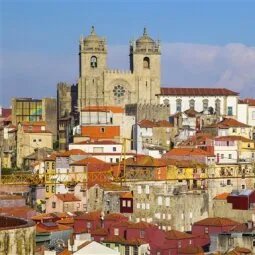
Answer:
xmin=1 ymin=1 xmax=255 ymax=106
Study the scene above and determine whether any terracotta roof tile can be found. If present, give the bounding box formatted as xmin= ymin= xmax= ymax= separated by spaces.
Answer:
xmin=82 ymin=106 xmax=124 ymax=113
xmin=138 ymin=119 xmax=155 ymax=128
xmin=120 ymin=192 xmax=133 ymax=199
xmin=159 ymin=87 xmax=238 ymax=96
xmin=1 ymin=108 xmax=12 ymax=118
xmin=75 ymin=211 xmax=101 ymax=220
xmin=103 ymin=235 xmax=147 ymax=245
xmin=165 ymin=229 xmax=195 ymax=240
xmin=194 ymin=217 xmax=239 ymax=227
xmin=215 ymin=136 xmax=254 ymax=142
xmin=214 ymin=193 xmax=230 ymax=200
xmin=70 ymin=157 xmax=108 ymax=166
xmin=128 ymin=221 xmax=156 ymax=229
xmin=231 ymin=247 xmax=251 ymax=254
xmin=57 ymin=217 xmax=74 ymax=225
xmin=155 ymin=120 xmax=174 ymax=127
xmin=239 ymin=98 xmax=255 ymax=107
xmin=73 ymin=140 xmax=120 ymax=145
xmin=104 ymin=213 xmax=128 ymax=221
xmin=91 ymin=228 xmax=108 ymax=236
xmin=55 ymin=193 xmax=81 ymax=202
xmin=36 ymin=222 xmax=72 ymax=233
xmin=58 ymin=149 xmax=86 ymax=157
xmin=111 ymin=220 xmax=130 ymax=228
xmin=124 ymin=155 xmax=167 ymax=167
xmin=163 ymin=147 xmax=214 ymax=157
xmin=214 ymin=118 xmax=250 ymax=128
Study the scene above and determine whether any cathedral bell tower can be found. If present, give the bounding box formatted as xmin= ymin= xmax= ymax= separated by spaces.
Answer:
xmin=78 ymin=26 xmax=107 ymax=110
xmin=130 ymin=28 xmax=161 ymax=104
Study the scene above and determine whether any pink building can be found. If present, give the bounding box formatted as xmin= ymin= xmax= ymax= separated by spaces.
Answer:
xmin=46 ymin=193 xmax=82 ymax=213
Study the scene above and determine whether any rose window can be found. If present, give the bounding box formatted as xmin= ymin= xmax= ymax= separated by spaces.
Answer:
xmin=113 ymin=85 xmax=125 ymax=98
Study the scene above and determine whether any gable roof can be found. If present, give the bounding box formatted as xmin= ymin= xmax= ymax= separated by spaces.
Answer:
xmin=55 ymin=193 xmax=81 ymax=202
xmin=124 ymin=155 xmax=167 ymax=167
xmin=58 ymin=149 xmax=86 ymax=157
xmin=70 ymin=157 xmax=108 ymax=166
xmin=214 ymin=193 xmax=230 ymax=200
xmin=163 ymin=147 xmax=214 ymax=157
xmin=159 ymin=87 xmax=238 ymax=96
xmin=215 ymin=136 xmax=254 ymax=143
xmin=128 ymin=221 xmax=156 ymax=229
xmin=214 ymin=118 xmax=250 ymax=128
xmin=165 ymin=229 xmax=195 ymax=240
xmin=239 ymin=98 xmax=255 ymax=107
xmin=194 ymin=217 xmax=239 ymax=227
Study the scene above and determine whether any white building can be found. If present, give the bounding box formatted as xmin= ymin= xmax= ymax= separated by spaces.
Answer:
xmin=69 ymin=140 xmax=135 ymax=163
xmin=158 ymin=87 xmax=239 ymax=117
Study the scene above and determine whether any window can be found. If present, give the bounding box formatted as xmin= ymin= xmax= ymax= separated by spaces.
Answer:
xmin=158 ymin=196 xmax=162 ymax=205
xmin=205 ymin=227 xmax=209 ymax=234
xmin=33 ymin=139 xmax=36 ymax=142
xmin=189 ymin=240 xmax=192 ymax=245
xmin=87 ymin=222 xmax=91 ymax=228
xmin=142 ymin=203 xmax=145 ymax=209
xmin=189 ymin=212 xmax=193 ymax=219
xmin=248 ymin=143 xmax=251 ymax=148
xmin=228 ymin=154 xmax=232 ymax=159
xmin=110 ymin=158 xmax=113 ymax=163
xmin=52 ymin=186 xmax=55 ymax=193
xmin=203 ymin=99 xmax=209 ymax=111
xmin=168 ymin=214 xmax=171 ymax=220
xmin=215 ymin=99 xmax=221 ymax=115
xmin=122 ymin=200 xmax=127 ymax=207
xmin=134 ymin=246 xmax=138 ymax=255
xmin=242 ymin=184 xmax=245 ymax=190
xmin=90 ymin=56 xmax=97 ymax=68
xmin=46 ymin=186 xmax=49 ymax=192
xmin=145 ymin=185 xmax=150 ymax=194
xmin=227 ymin=180 xmax=231 ymax=185
xmin=146 ymin=203 xmax=150 ymax=209
xmin=113 ymin=147 xmax=117 ymax=152
xmin=125 ymin=246 xmax=130 ymax=255
xmin=178 ymin=241 xmax=182 ymax=248
xmin=114 ymin=228 xmax=119 ymax=236
xmin=137 ymin=203 xmax=140 ymax=209
xmin=143 ymin=57 xmax=150 ymax=69
xmin=116 ymin=158 xmax=119 ymax=163
xmin=100 ymin=127 xmax=105 ymax=133
xmin=221 ymin=154 xmax=224 ymax=159
xmin=176 ymin=99 xmax=182 ymax=112
xmin=189 ymin=99 xmax=195 ymax=110
xmin=253 ymin=239 xmax=255 ymax=247
xmin=252 ymin=111 xmax=255 ymax=120
xmin=127 ymin=200 xmax=131 ymax=208
xmin=165 ymin=197 xmax=170 ymax=207
xmin=140 ymin=230 xmax=145 ymax=238
xmin=38 ymin=139 xmax=42 ymax=142
xmin=52 ymin=202 xmax=56 ymax=208
xmin=232 ymin=128 xmax=237 ymax=133
xmin=137 ymin=186 xmax=142 ymax=194
xmin=228 ymin=106 xmax=233 ymax=116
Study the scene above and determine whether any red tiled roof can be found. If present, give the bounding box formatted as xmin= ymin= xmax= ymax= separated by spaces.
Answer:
xmin=214 ymin=193 xmax=230 ymax=200
xmin=213 ymin=118 xmax=250 ymax=128
xmin=91 ymin=228 xmax=108 ymax=236
xmin=1 ymin=108 xmax=12 ymax=118
xmin=82 ymin=106 xmax=124 ymax=113
xmin=0 ymin=206 xmax=36 ymax=219
xmin=120 ymin=192 xmax=133 ymax=199
xmin=215 ymin=136 xmax=254 ymax=142
xmin=24 ymin=130 xmax=52 ymax=134
xmin=44 ymin=152 xmax=61 ymax=161
xmin=111 ymin=220 xmax=130 ymax=228
xmin=58 ymin=149 xmax=86 ymax=157
xmin=163 ymin=147 xmax=214 ymax=157
xmin=70 ymin=157 xmax=108 ymax=166
xmin=163 ymin=158 xmax=207 ymax=168
xmin=194 ymin=217 xmax=239 ymax=227
xmin=165 ymin=229 xmax=195 ymax=240
xmin=156 ymin=120 xmax=174 ymax=128
xmin=128 ymin=221 xmax=156 ymax=229
xmin=31 ymin=213 xmax=55 ymax=221
xmin=239 ymin=98 xmax=255 ymax=107
xmin=184 ymin=108 xmax=200 ymax=117
xmin=124 ymin=155 xmax=167 ymax=167
xmin=231 ymin=247 xmax=251 ymax=254
xmin=178 ymin=133 xmax=214 ymax=147
xmin=55 ymin=193 xmax=80 ymax=202
xmin=159 ymin=87 xmax=238 ymax=96
xmin=103 ymin=235 xmax=147 ymax=245
xmin=36 ymin=222 xmax=72 ymax=233
xmin=57 ymin=217 xmax=74 ymax=225
xmin=75 ymin=211 xmax=101 ymax=220
xmin=104 ymin=213 xmax=128 ymax=221
xmin=138 ymin=119 xmax=154 ymax=128
xmin=0 ymin=195 xmax=24 ymax=200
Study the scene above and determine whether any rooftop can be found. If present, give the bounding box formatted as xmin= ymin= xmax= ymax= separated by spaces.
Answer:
xmin=58 ymin=149 xmax=87 ymax=157
xmin=163 ymin=147 xmax=214 ymax=157
xmin=124 ymin=155 xmax=167 ymax=167
xmin=165 ymin=229 xmax=195 ymax=240
xmin=214 ymin=193 xmax=230 ymax=200
xmin=82 ymin=106 xmax=124 ymax=113
xmin=194 ymin=217 xmax=239 ymax=227
xmin=208 ymin=118 xmax=250 ymax=128
xmin=70 ymin=157 xmax=108 ymax=166
xmin=159 ymin=87 xmax=238 ymax=96
xmin=55 ymin=193 xmax=81 ymax=202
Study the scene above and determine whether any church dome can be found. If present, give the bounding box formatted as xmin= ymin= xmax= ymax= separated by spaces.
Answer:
xmin=136 ymin=28 xmax=155 ymax=47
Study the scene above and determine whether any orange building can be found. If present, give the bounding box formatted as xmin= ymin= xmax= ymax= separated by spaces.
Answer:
xmin=81 ymin=125 xmax=120 ymax=140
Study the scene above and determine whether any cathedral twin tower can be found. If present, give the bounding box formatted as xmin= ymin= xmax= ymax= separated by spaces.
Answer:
xmin=78 ymin=26 xmax=161 ymax=110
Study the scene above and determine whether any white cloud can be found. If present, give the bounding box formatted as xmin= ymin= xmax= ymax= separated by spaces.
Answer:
xmin=1 ymin=42 xmax=255 ymax=106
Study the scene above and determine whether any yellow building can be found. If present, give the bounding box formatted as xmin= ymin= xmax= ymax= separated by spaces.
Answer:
xmin=165 ymin=159 xmax=208 ymax=190
xmin=44 ymin=153 xmax=57 ymax=199
xmin=16 ymin=122 xmax=53 ymax=168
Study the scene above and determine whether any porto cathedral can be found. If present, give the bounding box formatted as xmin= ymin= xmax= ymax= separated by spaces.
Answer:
xmin=78 ymin=26 xmax=161 ymax=110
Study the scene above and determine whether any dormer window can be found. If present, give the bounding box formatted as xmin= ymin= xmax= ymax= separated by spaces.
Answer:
xmin=90 ymin=56 xmax=97 ymax=68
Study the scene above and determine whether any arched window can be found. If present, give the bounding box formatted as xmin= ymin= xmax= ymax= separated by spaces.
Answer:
xmin=143 ymin=57 xmax=150 ymax=69
xmin=163 ymin=98 xmax=170 ymax=106
xmin=189 ymin=99 xmax=195 ymax=110
xmin=90 ymin=56 xmax=97 ymax=68
xmin=203 ymin=99 xmax=209 ymax=112
xmin=215 ymin=99 xmax=221 ymax=115
xmin=176 ymin=99 xmax=182 ymax=112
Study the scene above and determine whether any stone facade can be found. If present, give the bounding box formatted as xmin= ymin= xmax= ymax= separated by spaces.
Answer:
xmin=78 ymin=27 xmax=161 ymax=110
